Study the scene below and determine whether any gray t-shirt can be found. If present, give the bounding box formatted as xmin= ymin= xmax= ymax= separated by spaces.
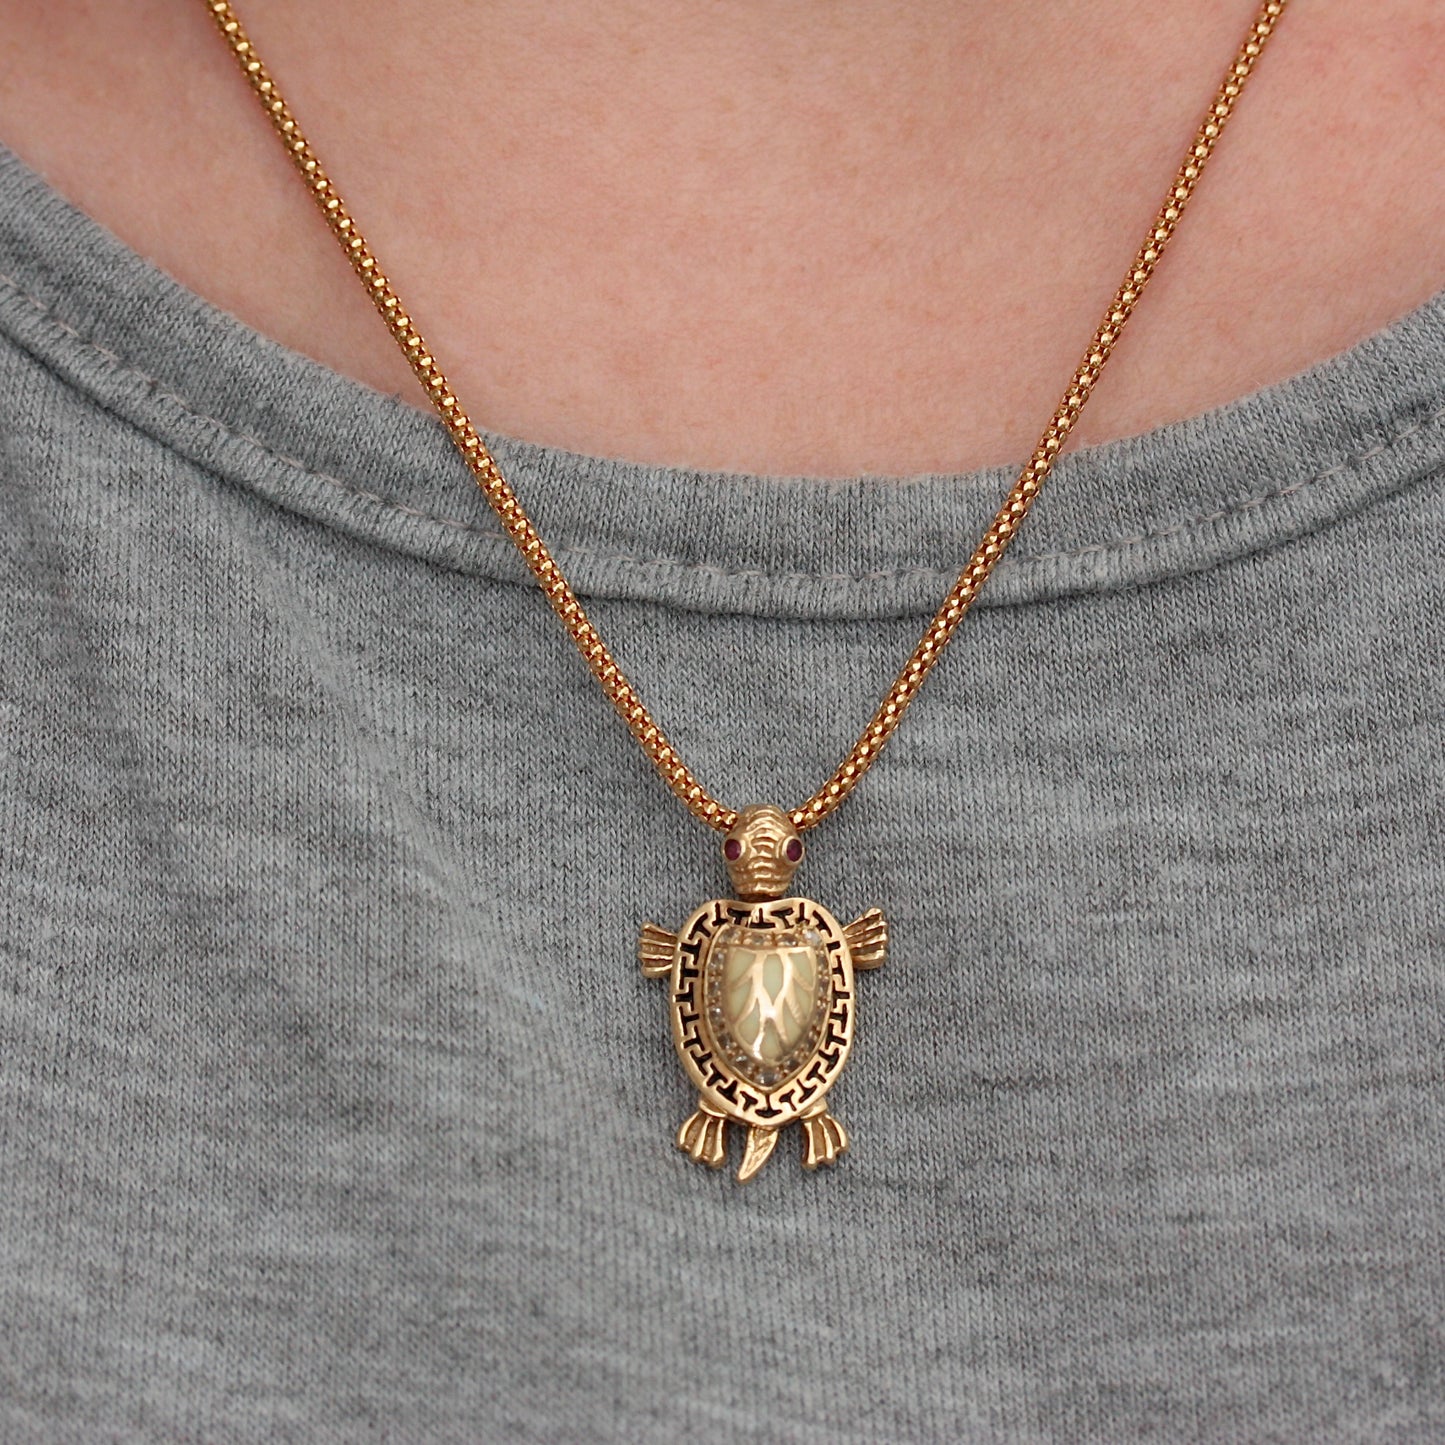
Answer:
xmin=2 ymin=142 xmax=1443 ymax=1442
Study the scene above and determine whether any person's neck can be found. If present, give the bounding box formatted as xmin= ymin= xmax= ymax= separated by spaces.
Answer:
xmin=2 ymin=0 xmax=1442 ymax=476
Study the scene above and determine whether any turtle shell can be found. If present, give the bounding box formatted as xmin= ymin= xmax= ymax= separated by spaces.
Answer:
xmin=669 ymin=895 xmax=856 ymax=1129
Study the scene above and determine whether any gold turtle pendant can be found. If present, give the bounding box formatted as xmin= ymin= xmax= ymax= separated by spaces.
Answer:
xmin=640 ymin=805 xmax=888 ymax=1182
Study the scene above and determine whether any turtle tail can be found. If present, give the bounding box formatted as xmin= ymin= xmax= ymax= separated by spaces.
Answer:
xmin=736 ymin=1126 xmax=779 ymax=1183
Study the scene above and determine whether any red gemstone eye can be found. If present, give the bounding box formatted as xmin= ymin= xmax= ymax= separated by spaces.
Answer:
xmin=724 ymin=838 xmax=742 ymax=861
xmin=785 ymin=837 xmax=803 ymax=862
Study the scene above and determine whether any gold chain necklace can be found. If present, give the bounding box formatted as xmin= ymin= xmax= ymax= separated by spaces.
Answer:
xmin=206 ymin=0 xmax=1288 ymax=1181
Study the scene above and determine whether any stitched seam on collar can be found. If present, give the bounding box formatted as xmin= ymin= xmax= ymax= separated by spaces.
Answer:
xmin=2 ymin=267 xmax=1441 ymax=588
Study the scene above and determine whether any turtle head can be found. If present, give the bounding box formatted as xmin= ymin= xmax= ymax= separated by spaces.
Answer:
xmin=722 ymin=804 xmax=804 ymax=901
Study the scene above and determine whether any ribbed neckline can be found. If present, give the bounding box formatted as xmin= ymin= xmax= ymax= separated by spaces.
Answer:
xmin=1 ymin=142 xmax=1442 ymax=621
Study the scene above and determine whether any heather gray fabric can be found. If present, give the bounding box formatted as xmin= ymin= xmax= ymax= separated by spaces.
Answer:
xmin=1 ymin=140 xmax=1443 ymax=1443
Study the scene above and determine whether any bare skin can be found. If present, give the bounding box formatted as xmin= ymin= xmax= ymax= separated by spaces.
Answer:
xmin=1 ymin=1 xmax=1441 ymax=478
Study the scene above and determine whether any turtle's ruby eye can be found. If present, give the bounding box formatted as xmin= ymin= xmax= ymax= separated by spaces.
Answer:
xmin=785 ymin=837 xmax=804 ymax=863
xmin=724 ymin=838 xmax=743 ymax=861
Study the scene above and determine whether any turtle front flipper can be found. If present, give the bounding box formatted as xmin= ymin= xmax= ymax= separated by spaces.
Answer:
xmin=639 ymin=921 xmax=678 ymax=979
xmin=844 ymin=907 xmax=888 ymax=971
xmin=799 ymin=1100 xmax=849 ymax=1170
xmin=676 ymin=1102 xmax=728 ymax=1169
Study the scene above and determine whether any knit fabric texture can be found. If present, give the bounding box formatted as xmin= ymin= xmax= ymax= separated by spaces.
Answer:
xmin=1 ymin=143 xmax=1443 ymax=1442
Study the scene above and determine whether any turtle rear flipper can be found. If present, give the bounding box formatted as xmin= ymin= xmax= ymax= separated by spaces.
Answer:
xmin=677 ymin=1103 xmax=728 ymax=1168
xmin=800 ymin=1102 xmax=849 ymax=1170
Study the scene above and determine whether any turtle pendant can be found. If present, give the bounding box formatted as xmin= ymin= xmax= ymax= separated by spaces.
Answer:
xmin=639 ymin=805 xmax=888 ymax=1183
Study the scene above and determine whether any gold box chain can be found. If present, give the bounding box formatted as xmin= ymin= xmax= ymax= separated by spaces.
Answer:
xmin=205 ymin=0 xmax=1288 ymax=834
